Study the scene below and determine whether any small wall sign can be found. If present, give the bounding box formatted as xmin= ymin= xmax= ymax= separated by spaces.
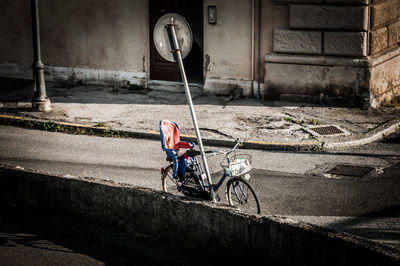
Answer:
xmin=208 ymin=6 xmax=217 ymax=24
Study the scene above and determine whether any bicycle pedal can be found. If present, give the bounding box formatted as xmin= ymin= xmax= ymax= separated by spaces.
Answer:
xmin=215 ymin=194 xmax=220 ymax=202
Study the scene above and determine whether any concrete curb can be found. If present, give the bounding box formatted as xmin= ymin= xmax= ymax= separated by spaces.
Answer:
xmin=0 ymin=114 xmax=324 ymax=151
xmin=0 ymin=114 xmax=398 ymax=151
xmin=0 ymin=165 xmax=399 ymax=265
xmin=323 ymin=121 xmax=400 ymax=149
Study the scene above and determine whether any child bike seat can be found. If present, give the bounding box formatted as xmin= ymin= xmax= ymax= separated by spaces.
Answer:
xmin=159 ymin=120 xmax=195 ymax=178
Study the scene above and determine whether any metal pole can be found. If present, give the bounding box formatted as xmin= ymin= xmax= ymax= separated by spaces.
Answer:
xmin=168 ymin=18 xmax=215 ymax=201
xmin=257 ymin=0 xmax=262 ymax=99
xmin=31 ymin=0 xmax=51 ymax=111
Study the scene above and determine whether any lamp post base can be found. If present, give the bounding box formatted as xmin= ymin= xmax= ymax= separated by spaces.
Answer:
xmin=32 ymin=98 xmax=51 ymax=112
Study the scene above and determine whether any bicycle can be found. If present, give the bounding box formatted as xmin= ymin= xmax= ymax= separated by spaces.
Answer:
xmin=161 ymin=140 xmax=261 ymax=215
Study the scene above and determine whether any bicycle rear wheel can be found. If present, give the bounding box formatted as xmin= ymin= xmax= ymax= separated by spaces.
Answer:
xmin=161 ymin=165 xmax=183 ymax=196
xmin=226 ymin=177 xmax=260 ymax=215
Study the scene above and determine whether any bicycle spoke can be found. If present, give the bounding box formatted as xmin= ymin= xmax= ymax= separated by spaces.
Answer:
xmin=227 ymin=178 xmax=260 ymax=215
xmin=162 ymin=166 xmax=183 ymax=196
xmin=234 ymin=182 xmax=244 ymax=204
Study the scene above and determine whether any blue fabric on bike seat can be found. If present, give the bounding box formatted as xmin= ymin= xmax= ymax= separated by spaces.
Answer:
xmin=159 ymin=120 xmax=195 ymax=179
xmin=177 ymin=157 xmax=187 ymax=178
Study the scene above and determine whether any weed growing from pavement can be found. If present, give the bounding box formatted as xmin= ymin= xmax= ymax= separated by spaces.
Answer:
xmin=367 ymin=117 xmax=398 ymax=132
xmin=284 ymin=117 xmax=303 ymax=125
xmin=2 ymin=118 xmax=63 ymax=132
xmin=306 ymin=145 xmax=323 ymax=152
xmin=96 ymin=122 xmax=106 ymax=127
xmin=284 ymin=117 xmax=293 ymax=122
xmin=285 ymin=116 xmax=321 ymax=126
xmin=308 ymin=119 xmax=320 ymax=125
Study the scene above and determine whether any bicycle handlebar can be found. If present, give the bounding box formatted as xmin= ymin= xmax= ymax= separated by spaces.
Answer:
xmin=204 ymin=139 xmax=243 ymax=157
xmin=185 ymin=139 xmax=243 ymax=158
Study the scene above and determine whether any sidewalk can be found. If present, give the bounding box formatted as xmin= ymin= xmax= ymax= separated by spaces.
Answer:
xmin=1 ymin=77 xmax=399 ymax=150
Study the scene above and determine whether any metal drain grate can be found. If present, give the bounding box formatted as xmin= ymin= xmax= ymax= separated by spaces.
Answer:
xmin=309 ymin=125 xmax=344 ymax=136
xmin=327 ymin=165 xmax=375 ymax=177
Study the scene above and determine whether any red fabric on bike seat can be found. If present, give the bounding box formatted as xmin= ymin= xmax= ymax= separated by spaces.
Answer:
xmin=173 ymin=141 xmax=192 ymax=150
xmin=161 ymin=120 xmax=180 ymax=150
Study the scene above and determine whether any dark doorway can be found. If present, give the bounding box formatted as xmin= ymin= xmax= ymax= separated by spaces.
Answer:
xmin=149 ymin=0 xmax=203 ymax=84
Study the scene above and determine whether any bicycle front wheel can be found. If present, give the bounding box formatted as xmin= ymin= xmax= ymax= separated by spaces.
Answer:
xmin=226 ymin=177 xmax=260 ymax=215
xmin=161 ymin=165 xmax=183 ymax=196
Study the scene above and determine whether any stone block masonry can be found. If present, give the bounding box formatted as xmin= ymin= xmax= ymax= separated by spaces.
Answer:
xmin=273 ymin=28 xmax=322 ymax=54
xmin=368 ymin=0 xmax=400 ymax=55
xmin=289 ymin=5 xmax=368 ymax=30
xmin=323 ymin=32 xmax=367 ymax=56
xmin=266 ymin=0 xmax=400 ymax=107
xmin=370 ymin=0 xmax=398 ymax=30
xmin=388 ymin=20 xmax=400 ymax=46
xmin=264 ymin=57 xmax=370 ymax=106
xmin=370 ymin=27 xmax=389 ymax=55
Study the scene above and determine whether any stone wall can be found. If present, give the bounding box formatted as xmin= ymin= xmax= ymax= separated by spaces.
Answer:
xmin=1 ymin=165 xmax=398 ymax=265
xmin=275 ymin=2 xmax=369 ymax=56
xmin=265 ymin=0 xmax=400 ymax=107
xmin=369 ymin=0 xmax=400 ymax=105
xmin=370 ymin=0 xmax=399 ymax=55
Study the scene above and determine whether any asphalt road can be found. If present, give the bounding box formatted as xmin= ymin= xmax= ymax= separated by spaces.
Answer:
xmin=0 ymin=125 xmax=399 ymax=247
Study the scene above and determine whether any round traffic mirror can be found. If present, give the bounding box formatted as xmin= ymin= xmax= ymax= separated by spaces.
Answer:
xmin=153 ymin=13 xmax=193 ymax=62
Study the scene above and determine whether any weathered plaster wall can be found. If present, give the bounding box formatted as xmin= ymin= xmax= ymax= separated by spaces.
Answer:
xmin=0 ymin=0 xmax=148 ymax=80
xmin=203 ymin=0 xmax=288 ymax=95
xmin=370 ymin=50 xmax=400 ymax=106
xmin=203 ymin=0 xmax=252 ymax=80
xmin=0 ymin=0 xmax=288 ymax=95
xmin=259 ymin=1 xmax=289 ymax=83
xmin=40 ymin=0 xmax=148 ymax=73
xmin=0 ymin=1 xmax=33 ymax=65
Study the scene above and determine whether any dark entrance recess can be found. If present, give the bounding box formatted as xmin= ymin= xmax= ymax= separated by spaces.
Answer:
xmin=149 ymin=0 xmax=204 ymax=84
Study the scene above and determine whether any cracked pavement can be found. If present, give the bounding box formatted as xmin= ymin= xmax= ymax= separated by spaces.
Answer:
xmin=1 ymin=77 xmax=400 ymax=147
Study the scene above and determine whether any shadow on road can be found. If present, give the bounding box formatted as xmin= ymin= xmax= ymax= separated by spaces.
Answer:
xmin=325 ymin=205 xmax=400 ymax=249
xmin=0 ymin=202 xmax=228 ymax=265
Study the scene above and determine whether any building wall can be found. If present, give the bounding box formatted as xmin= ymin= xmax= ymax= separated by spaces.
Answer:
xmin=203 ymin=0 xmax=288 ymax=96
xmin=0 ymin=0 xmax=33 ymax=65
xmin=264 ymin=0 xmax=400 ymax=107
xmin=0 ymin=0 xmax=149 ymax=84
xmin=0 ymin=0 xmax=287 ymax=96
xmin=368 ymin=0 xmax=400 ymax=106
xmin=40 ymin=0 xmax=149 ymax=74
xmin=204 ymin=0 xmax=252 ymax=80
xmin=259 ymin=0 xmax=288 ymax=86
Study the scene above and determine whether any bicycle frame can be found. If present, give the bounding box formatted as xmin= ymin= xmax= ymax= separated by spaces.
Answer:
xmin=161 ymin=140 xmax=260 ymax=214
xmin=188 ymin=141 xmax=242 ymax=195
